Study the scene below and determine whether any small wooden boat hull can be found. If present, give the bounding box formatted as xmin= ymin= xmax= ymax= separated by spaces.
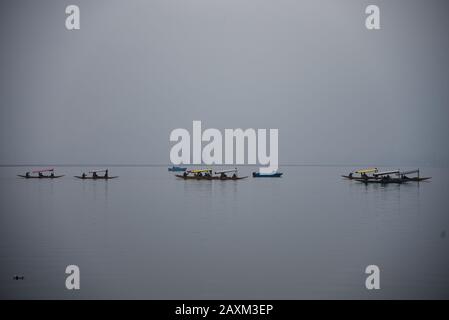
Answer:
xmin=168 ymin=167 xmax=187 ymax=172
xmin=402 ymin=177 xmax=431 ymax=182
xmin=341 ymin=175 xmax=376 ymax=180
xmin=252 ymin=172 xmax=283 ymax=178
xmin=74 ymin=176 xmax=118 ymax=180
xmin=175 ymin=175 xmax=247 ymax=180
xmin=18 ymin=175 xmax=64 ymax=179
xmin=353 ymin=178 xmax=405 ymax=184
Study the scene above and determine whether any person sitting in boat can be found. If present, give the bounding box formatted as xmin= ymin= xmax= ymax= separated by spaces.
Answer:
xmin=204 ymin=171 xmax=211 ymax=177
xmin=50 ymin=172 xmax=54 ymax=177
xmin=104 ymin=169 xmax=108 ymax=178
xmin=220 ymin=172 xmax=227 ymax=179
xmin=361 ymin=173 xmax=368 ymax=180
xmin=348 ymin=172 xmax=353 ymax=178
xmin=25 ymin=172 xmax=30 ymax=178
xmin=38 ymin=172 xmax=43 ymax=177
xmin=232 ymin=173 xmax=237 ymax=179
xmin=92 ymin=171 xmax=98 ymax=179
xmin=183 ymin=171 xmax=188 ymax=177
xmin=82 ymin=173 xmax=86 ymax=178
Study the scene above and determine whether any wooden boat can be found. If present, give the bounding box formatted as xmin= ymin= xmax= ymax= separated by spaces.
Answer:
xmin=75 ymin=169 xmax=117 ymax=180
xmin=342 ymin=168 xmax=378 ymax=180
xmin=18 ymin=168 xmax=64 ymax=179
xmin=252 ymin=172 xmax=283 ymax=178
xmin=176 ymin=174 xmax=247 ymax=180
xmin=168 ymin=166 xmax=187 ymax=172
xmin=401 ymin=176 xmax=431 ymax=182
xmin=176 ymin=168 xmax=247 ymax=180
xmin=74 ymin=176 xmax=118 ymax=180
xmin=396 ymin=169 xmax=431 ymax=182
xmin=18 ymin=174 xmax=64 ymax=179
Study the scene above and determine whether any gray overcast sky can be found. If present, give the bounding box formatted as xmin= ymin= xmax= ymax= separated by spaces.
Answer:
xmin=1 ymin=0 xmax=448 ymax=166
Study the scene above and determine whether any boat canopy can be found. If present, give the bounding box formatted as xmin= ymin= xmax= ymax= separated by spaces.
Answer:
xmin=373 ymin=170 xmax=400 ymax=176
xmin=354 ymin=168 xmax=378 ymax=174
xmin=189 ymin=169 xmax=212 ymax=173
xmin=89 ymin=169 xmax=108 ymax=173
xmin=32 ymin=168 xmax=54 ymax=173
xmin=215 ymin=169 xmax=238 ymax=174
xmin=398 ymin=169 xmax=419 ymax=176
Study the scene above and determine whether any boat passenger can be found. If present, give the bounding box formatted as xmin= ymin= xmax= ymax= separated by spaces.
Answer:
xmin=25 ymin=172 xmax=30 ymax=178
xmin=50 ymin=172 xmax=54 ymax=177
xmin=232 ymin=173 xmax=237 ymax=179
xmin=38 ymin=172 xmax=43 ymax=177
xmin=183 ymin=171 xmax=188 ymax=177
xmin=220 ymin=173 xmax=227 ymax=179
xmin=93 ymin=171 xmax=98 ymax=179
xmin=104 ymin=170 xmax=108 ymax=178
xmin=348 ymin=172 xmax=353 ymax=178
xmin=82 ymin=173 xmax=86 ymax=178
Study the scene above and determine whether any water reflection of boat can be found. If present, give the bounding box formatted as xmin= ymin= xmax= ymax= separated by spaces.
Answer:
xmin=18 ymin=168 xmax=64 ymax=179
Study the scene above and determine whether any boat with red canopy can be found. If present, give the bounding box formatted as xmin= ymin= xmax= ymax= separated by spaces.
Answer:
xmin=18 ymin=168 xmax=64 ymax=179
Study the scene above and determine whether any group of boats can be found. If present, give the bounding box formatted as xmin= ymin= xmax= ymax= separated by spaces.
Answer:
xmin=17 ymin=167 xmax=430 ymax=184
xmin=168 ymin=166 xmax=284 ymax=180
xmin=18 ymin=168 xmax=118 ymax=180
xmin=342 ymin=168 xmax=431 ymax=184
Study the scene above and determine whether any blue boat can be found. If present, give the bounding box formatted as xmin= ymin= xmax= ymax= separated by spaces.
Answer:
xmin=168 ymin=166 xmax=187 ymax=172
xmin=252 ymin=172 xmax=283 ymax=178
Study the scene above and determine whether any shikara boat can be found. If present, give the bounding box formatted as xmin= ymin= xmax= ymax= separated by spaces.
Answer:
xmin=168 ymin=166 xmax=187 ymax=172
xmin=75 ymin=169 xmax=118 ymax=180
xmin=252 ymin=172 xmax=283 ymax=178
xmin=396 ymin=169 xmax=431 ymax=182
xmin=18 ymin=168 xmax=64 ymax=179
xmin=176 ymin=169 xmax=247 ymax=180
xmin=342 ymin=168 xmax=378 ymax=180
xmin=176 ymin=174 xmax=247 ymax=180
xmin=354 ymin=169 xmax=404 ymax=184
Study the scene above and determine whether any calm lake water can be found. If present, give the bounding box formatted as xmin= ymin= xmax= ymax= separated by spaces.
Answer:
xmin=0 ymin=166 xmax=448 ymax=299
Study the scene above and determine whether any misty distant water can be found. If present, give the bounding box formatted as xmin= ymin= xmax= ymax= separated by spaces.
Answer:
xmin=0 ymin=166 xmax=448 ymax=299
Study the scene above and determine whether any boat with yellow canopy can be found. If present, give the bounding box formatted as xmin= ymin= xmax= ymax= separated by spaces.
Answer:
xmin=342 ymin=168 xmax=378 ymax=180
